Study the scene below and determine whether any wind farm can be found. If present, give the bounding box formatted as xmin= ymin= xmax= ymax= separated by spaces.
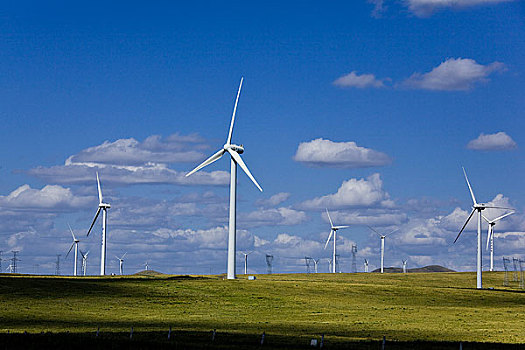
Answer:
xmin=1 ymin=1 xmax=525 ymax=349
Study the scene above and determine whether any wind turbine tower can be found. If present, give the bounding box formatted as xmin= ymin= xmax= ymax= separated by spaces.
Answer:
xmin=66 ymin=224 xmax=80 ymax=276
xmin=241 ymin=251 xmax=252 ymax=275
xmin=313 ymin=258 xmax=320 ymax=273
xmin=86 ymin=172 xmax=111 ymax=276
xmin=186 ymin=78 xmax=263 ymax=280
xmin=454 ymin=168 xmax=512 ymax=289
xmin=368 ymin=226 xmax=397 ymax=274
xmin=482 ymin=212 xmax=514 ymax=272
xmin=402 ymin=259 xmax=407 ymax=273
xmin=351 ymin=244 xmax=358 ymax=273
xmin=80 ymin=250 xmax=89 ymax=276
xmin=116 ymin=253 xmax=127 ymax=275
xmin=324 ymin=209 xmax=349 ymax=273
xmin=364 ymin=259 xmax=369 ymax=273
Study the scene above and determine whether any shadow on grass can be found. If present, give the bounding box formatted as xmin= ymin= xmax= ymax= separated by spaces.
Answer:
xmin=1 ymin=330 xmax=524 ymax=350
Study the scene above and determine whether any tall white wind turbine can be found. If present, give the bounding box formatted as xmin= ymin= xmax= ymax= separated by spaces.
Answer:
xmin=368 ymin=226 xmax=398 ymax=274
xmin=482 ymin=211 xmax=514 ymax=272
xmin=323 ymin=209 xmax=349 ymax=274
xmin=186 ymin=78 xmax=263 ymax=280
xmin=364 ymin=259 xmax=369 ymax=273
xmin=116 ymin=253 xmax=127 ymax=275
xmin=454 ymin=167 xmax=512 ymax=289
xmin=66 ymin=224 xmax=80 ymax=276
xmin=86 ymin=172 xmax=111 ymax=276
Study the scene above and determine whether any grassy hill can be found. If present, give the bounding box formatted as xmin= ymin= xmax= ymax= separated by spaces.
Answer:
xmin=0 ymin=272 xmax=523 ymax=348
xmin=372 ymin=265 xmax=455 ymax=273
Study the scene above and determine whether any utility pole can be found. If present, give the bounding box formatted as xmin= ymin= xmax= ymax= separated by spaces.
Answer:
xmin=11 ymin=251 xmax=20 ymax=273
xmin=351 ymin=245 xmax=358 ymax=273
xmin=55 ymin=254 xmax=61 ymax=275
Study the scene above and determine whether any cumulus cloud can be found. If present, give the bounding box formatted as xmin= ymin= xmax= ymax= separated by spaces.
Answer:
xmin=333 ymin=71 xmax=387 ymax=88
xmin=404 ymin=0 xmax=515 ymax=17
xmin=255 ymin=192 xmax=291 ymax=207
xmin=0 ymin=184 xmax=92 ymax=211
xmin=328 ymin=209 xmax=408 ymax=227
xmin=300 ymin=173 xmax=394 ymax=210
xmin=294 ymin=138 xmax=391 ymax=168
xmin=239 ymin=207 xmax=308 ymax=227
xmin=402 ymin=58 xmax=505 ymax=91
xmin=467 ymin=132 xmax=517 ymax=151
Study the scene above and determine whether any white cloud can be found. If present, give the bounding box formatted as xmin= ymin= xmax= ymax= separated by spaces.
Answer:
xmin=328 ymin=209 xmax=408 ymax=227
xmin=255 ymin=192 xmax=291 ymax=207
xmin=0 ymin=184 xmax=92 ymax=211
xmin=27 ymin=134 xmax=230 ymax=187
xmin=294 ymin=138 xmax=391 ymax=168
xmin=467 ymin=132 xmax=517 ymax=151
xmin=405 ymin=0 xmax=515 ymax=17
xmin=333 ymin=71 xmax=387 ymax=88
xmin=240 ymin=207 xmax=308 ymax=227
xmin=300 ymin=173 xmax=394 ymax=210
xmin=402 ymin=58 xmax=505 ymax=91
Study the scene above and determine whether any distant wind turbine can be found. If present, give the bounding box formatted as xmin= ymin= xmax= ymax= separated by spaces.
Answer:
xmin=364 ymin=259 xmax=369 ymax=273
xmin=323 ymin=209 xmax=349 ymax=273
xmin=454 ymin=167 xmax=512 ymax=289
xmin=482 ymin=211 xmax=514 ymax=272
xmin=368 ymin=226 xmax=398 ymax=274
xmin=241 ymin=251 xmax=253 ymax=275
xmin=86 ymin=172 xmax=111 ymax=276
xmin=186 ymin=78 xmax=263 ymax=280
xmin=66 ymin=224 xmax=80 ymax=276
xmin=80 ymin=250 xmax=89 ymax=276
xmin=115 ymin=253 xmax=127 ymax=275
xmin=402 ymin=259 xmax=407 ymax=273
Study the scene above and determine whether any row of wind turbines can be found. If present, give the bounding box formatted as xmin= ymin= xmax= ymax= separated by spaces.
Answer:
xmin=186 ymin=78 xmax=516 ymax=288
xmin=61 ymin=78 xmax=515 ymax=288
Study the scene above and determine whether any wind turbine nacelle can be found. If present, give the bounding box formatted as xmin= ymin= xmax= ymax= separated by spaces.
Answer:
xmin=227 ymin=144 xmax=244 ymax=154
xmin=99 ymin=203 xmax=111 ymax=209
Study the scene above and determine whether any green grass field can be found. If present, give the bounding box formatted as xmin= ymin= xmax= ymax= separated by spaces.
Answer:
xmin=0 ymin=272 xmax=524 ymax=348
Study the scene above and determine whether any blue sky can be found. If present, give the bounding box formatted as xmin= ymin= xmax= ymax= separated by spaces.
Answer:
xmin=0 ymin=0 xmax=524 ymax=275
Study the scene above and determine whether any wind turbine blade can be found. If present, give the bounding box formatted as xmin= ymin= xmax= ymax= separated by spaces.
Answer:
xmin=334 ymin=225 xmax=349 ymax=229
xmin=462 ymin=167 xmax=477 ymax=205
xmin=325 ymin=209 xmax=334 ymax=228
xmin=66 ymin=242 xmax=75 ymax=258
xmin=227 ymin=149 xmax=263 ymax=192
xmin=367 ymin=225 xmax=381 ymax=237
xmin=484 ymin=205 xmax=514 ymax=210
xmin=226 ymin=77 xmax=243 ymax=145
xmin=324 ymin=230 xmax=333 ymax=250
xmin=115 ymin=255 xmax=120 ymax=260
xmin=481 ymin=214 xmax=490 ymax=223
xmin=186 ymin=149 xmax=225 ymax=177
xmin=385 ymin=228 xmax=399 ymax=237
xmin=80 ymin=250 xmax=85 ymax=258
xmin=67 ymin=223 xmax=77 ymax=241
xmin=122 ymin=252 xmax=127 ymax=259
xmin=492 ymin=211 xmax=515 ymax=222
xmin=96 ymin=172 xmax=103 ymax=204
xmin=454 ymin=208 xmax=476 ymax=243
xmin=486 ymin=225 xmax=492 ymax=251
xmin=86 ymin=207 xmax=102 ymax=237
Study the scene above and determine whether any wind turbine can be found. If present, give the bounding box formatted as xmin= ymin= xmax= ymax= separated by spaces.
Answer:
xmin=86 ymin=172 xmax=111 ymax=276
xmin=482 ymin=211 xmax=514 ymax=272
xmin=80 ymin=250 xmax=89 ymax=276
xmin=115 ymin=253 xmax=127 ymax=275
xmin=66 ymin=224 xmax=80 ymax=276
xmin=364 ymin=259 xmax=369 ymax=273
xmin=186 ymin=78 xmax=263 ymax=280
xmin=323 ymin=209 xmax=349 ymax=274
xmin=454 ymin=167 xmax=512 ymax=289
xmin=241 ymin=251 xmax=252 ymax=275
xmin=402 ymin=259 xmax=407 ymax=273
xmin=368 ymin=226 xmax=398 ymax=274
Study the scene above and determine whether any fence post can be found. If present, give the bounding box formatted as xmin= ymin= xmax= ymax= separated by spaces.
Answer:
xmin=211 ymin=329 xmax=216 ymax=342
xmin=168 ymin=326 xmax=171 ymax=340
xmin=129 ymin=326 xmax=133 ymax=340
xmin=260 ymin=331 xmax=265 ymax=345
